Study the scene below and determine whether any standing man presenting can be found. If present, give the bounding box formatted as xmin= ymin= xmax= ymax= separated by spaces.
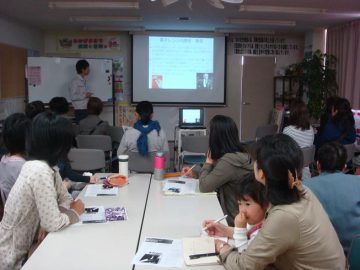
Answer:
xmin=69 ymin=59 xmax=93 ymax=123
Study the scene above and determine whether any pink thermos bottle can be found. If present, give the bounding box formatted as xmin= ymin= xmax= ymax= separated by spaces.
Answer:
xmin=154 ymin=152 xmax=165 ymax=180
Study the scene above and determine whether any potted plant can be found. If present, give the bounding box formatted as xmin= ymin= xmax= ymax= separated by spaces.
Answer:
xmin=286 ymin=50 xmax=338 ymax=119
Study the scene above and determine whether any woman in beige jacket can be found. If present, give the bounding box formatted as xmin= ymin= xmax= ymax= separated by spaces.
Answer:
xmin=204 ymin=134 xmax=346 ymax=270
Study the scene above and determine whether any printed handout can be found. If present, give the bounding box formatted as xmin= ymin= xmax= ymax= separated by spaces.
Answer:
xmin=132 ymin=238 xmax=183 ymax=268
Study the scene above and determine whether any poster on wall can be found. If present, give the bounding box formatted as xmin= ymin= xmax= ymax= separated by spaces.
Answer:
xmin=26 ymin=66 xmax=41 ymax=86
xmin=57 ymin=35 xmax=121 ymax=52
xmin=116 ymin=103 xmax=136 ymax=127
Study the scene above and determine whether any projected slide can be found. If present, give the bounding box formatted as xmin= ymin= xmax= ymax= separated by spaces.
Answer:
xmin=149 ymin=36 xmax=214 ymax=90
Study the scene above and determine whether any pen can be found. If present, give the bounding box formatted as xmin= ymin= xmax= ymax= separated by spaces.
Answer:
xmin=189 ymin=252 xmax=218 ymax=260
xmin=183 ymin=164 xmax=196 ymax=176
xmin=202 ymin=215 xmax=228 ymax=231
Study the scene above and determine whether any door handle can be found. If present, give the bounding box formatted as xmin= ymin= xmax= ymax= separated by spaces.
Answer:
xmin=242 ymin=102 xmax=251 ymax=105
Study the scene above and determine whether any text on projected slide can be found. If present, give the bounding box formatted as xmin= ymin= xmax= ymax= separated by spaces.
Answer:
xmin=149 ymin=37 xmax=214 ymax=90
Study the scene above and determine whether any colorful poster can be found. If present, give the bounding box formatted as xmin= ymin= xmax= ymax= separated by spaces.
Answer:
xmin=116 ymin=103 xmax=136 ymax=127
xmin=26 ymin=66 xmax=41 ymax=86
xmin=57 ymin=35 xmax=120 ymax=51
xmin=113 ymin=57 xmax=125 ymax=101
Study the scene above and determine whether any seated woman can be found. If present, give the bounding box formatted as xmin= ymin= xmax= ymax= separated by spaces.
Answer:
xmin=79 ymin=97 xmax=109 ymax=135
xmin=0 ymin=112 xmax=85 ymax=270
xmin=204 ymin=134 xmax=346 ymax=270
xmin=315 ymin=97 xmax=356 ymax=149
xmin=117 ymin=101 xmax=168 ymax=156
xmin=0 ymin=113 xmax=30 ymax=200
xmin=25 ymin=100 xmax=45 ymax=120
xmin=283 ymin=100 xmax=314 ymax=179
xmin=185 ymin=115 xmax=253 ymax=226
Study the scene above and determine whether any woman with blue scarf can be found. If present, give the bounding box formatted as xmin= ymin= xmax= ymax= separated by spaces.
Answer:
xmin=117 ymin=101 xmax=169 ymax=156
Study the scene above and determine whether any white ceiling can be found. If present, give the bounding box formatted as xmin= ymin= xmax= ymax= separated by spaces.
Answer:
xmin=1 ymin=0 xmax=360 ymax=33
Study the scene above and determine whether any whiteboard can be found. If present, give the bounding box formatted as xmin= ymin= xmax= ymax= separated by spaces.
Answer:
xmin=27 ymin=57 xmax=113 ymax=103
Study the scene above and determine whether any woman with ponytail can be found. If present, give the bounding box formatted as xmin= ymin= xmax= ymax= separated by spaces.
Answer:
xmin=117 ymin=101 xmax=168 ymax=156
xmin=203 ymin=134 xmax=345 ymax=270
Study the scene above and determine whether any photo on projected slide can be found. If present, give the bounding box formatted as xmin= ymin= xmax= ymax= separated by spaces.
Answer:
xmin=196 ymin=73 xmax=213 ymax=90
xmin=151 ymin=75 xmax=163 ymax=89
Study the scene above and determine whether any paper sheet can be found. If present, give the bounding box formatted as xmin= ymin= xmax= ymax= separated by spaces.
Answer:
xmin=132 ymin=238 xmax=183 ymax=268
xmin=84 ymin=184 xmax=118 ymax=197
xmin=162 ymin=177 xmax=198 ymax=195
xmin=80 ymin=206 xmax=106 ymax=224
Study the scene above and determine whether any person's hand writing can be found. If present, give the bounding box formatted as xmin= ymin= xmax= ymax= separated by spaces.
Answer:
xmin=205 ymin=149 xmax=214 ymax=165
xmin=235 ymin=211 xmax=247 ymax=228
xmin=37 ymin=227 xmax=48 ymax=244
xmin=181 ymin=166 xmax=196 ymax=178
xmin=89 ymin=176 xmax=97 ymax=184
xmin=70 ymin=199 xmax=85 ymax=215
xmin=85 ymin=91 xmax=93 ymax=98
xmin=202 ymin=219 xmax=233 ymax=238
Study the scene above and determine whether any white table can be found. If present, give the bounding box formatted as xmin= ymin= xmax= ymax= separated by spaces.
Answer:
xmin=135 ymin=179 xmax=226 ymax=270
xmin=22 ymin=173 xmax=152 ymax=270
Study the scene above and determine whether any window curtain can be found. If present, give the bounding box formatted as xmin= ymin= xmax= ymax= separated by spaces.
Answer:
xmin=327 ymin=20 xmax=360 ymax=109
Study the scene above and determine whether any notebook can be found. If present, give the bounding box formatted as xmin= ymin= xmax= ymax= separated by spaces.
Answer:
xmin=183 ymin=237 xmax=220 ymax=266
xmin=179 ymin=108 xmax=205 ymax=129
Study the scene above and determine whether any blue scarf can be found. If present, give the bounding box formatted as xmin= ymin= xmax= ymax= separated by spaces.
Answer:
xmin=134 ymin=120 xmax=161 ymax=156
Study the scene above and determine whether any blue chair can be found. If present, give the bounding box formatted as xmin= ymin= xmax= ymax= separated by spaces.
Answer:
xmin=348 ymin=235 xmax=360 ymax=269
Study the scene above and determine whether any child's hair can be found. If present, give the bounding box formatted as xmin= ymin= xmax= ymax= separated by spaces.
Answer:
xmin=27 ymin=112 xmax=74 ymax=167
xmin=209 ymin=115 xmax=245 ymax=160
xmin=25 ymin=100 xmax=45 ymax=119
xmin=236 ymin=173 xmax=267 ymax=209
xmin=76 ymin=59 xmax=90 ymax=74
xmin=255 ymin=134 xmax=304 ymax=206
xmin=87 ymin=97 xmax=103 ymax=115
xmin=317 ymin=142 xmax=347 ymax=173
xmin=136 ymin=101 xmax=153 ymax=125
xmin=49 ymin=97 xmax=69 ymax=115
xmin=3 ymin=113 xmax=31 ymax=156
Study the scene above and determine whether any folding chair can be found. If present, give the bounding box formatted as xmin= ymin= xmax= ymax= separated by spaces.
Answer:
xmin=180 ymin=135 xmax=209 ymax=168
xmin=76 ymin=135 xmax=112 ymax=171
xmin=255 ymin=124 xmax=278 ymax=141
xmin=68 ymin=148 xmax=106 ymax=172
xmin=127 ymin=151 xmax=170 ymax=173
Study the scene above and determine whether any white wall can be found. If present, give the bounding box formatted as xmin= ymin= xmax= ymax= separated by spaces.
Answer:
xmin=0 ymin=15 xmax=43 ymax=51
xmin=304 ymin=28 xmax=326 ymax=55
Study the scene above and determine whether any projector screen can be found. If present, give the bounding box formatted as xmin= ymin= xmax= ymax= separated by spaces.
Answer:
xmin=132 ymin=33 xmax=226 ymax=104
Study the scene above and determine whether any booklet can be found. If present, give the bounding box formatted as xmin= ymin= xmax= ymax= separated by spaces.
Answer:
xmin=183 ymin=237 xmax=220 ymax=266
xmin=80 ymin=206 xmax=106 ymax=224
xmin=84 ymin=184 xmax=119 ymax=197
xmin=105 ymin=207 xmax=128 ymax=221
xmin=132 ymin=238 xmax=183 ymax=268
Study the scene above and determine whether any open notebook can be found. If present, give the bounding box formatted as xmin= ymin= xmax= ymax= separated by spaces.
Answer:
xmin=183 ymin=237 xmax=220 ymax=266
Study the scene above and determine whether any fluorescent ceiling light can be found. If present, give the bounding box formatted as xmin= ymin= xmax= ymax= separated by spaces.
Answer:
xmin=226 ymin=18 xmax=296 ymax=26
xmin=222 ymin=0 xmax=243 ymax=3
xmin=239 ymin=5 xmax=326 ymax=14
xmin=161 ymin=0 xmax=178 ymax=7
xmin=83 ymin=26 xmax=145 ymax=32
xmin=215 ymin=28 xmax=275 ymax=34
xmin=70 ymin=16 xmax=143 ymax=22
xmin=49 ymin=1 xmax=139 ymax=9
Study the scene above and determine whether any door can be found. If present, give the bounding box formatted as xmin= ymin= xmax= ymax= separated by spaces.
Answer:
xmin=240 ymin=56 xmax=275 ymax=141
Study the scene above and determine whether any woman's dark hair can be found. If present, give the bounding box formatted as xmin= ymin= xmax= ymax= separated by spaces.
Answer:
xmin=317 ymin=142 xmax=347 ymax=173
xmin=136 ymin=101 xmax=153 ymax=125
xmin=25 ymin=100 xmax=45 ymax=119
xmin=27 ymin=112 xmax=74 ymax=167
xmin=319 ymin=96 xmax=340 ymax=133
xmin=76 ymin=59 xmax=89 ymax=74
xmin=236 ymin=173 xmax=267 ymax=209
xmin=255 ymin=134 xmax=304 ymax=206
xmin=209 ymin=115 xmax=245 ymax=160
xmin=87 ymin=97 xmax=103 ymax=115
xmin=49 ymin=97 xmax=69 ymax=115
xmin=288 ymin=100 xmax=310 ymax=130
xmin=3 ymin=113 xmax=31 ymax=156
xmin=332 ymin=97 xmax=355 ymax=139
